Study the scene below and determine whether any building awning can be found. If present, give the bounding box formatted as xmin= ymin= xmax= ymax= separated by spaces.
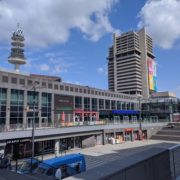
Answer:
xmin=112 ymin=110 xmax=140 ymax=115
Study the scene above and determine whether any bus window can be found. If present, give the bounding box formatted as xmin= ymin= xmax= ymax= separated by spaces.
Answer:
xmin=36 ymin=166 xmax=47 ymax=174
xmin=46 ymin=167 xmax=54 ymax=176
xmin=75 ymin=163 xmax=80 ymax=173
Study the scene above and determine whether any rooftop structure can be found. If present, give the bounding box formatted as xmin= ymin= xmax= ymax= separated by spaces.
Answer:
xmin=151 ymin=91 xmax=177 ymax=99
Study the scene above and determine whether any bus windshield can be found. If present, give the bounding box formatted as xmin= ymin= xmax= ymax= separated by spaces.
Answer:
xmin=36 ymin=162 xmax=55 ymax=177
xmin=18 ymin=158 xmax=39 ymax=174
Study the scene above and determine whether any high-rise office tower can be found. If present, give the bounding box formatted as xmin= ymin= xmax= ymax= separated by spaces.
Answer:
xmin=108 ymin=28 xmax=157 ymax=98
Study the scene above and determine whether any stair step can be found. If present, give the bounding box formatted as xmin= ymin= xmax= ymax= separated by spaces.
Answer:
xmin=157 ymin=130 xmax=180 ymax=136
xmin=151 ymin=134 xmax=180 ymax=141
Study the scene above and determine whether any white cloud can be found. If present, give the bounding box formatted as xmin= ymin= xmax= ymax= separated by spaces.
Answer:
xmin=138 ymin=0 xmax=180 ymax=49
xmin=48 ymin=54 xmax=75 ymax=74
xmin=0 ymin=0 xmax=118 ymax=47
xmin=39 ymin=64 xmax=50 ymax=71
xmin=23 ymin=51 xmax=79 ymax=75
xmin=97 ymin=66 xmax=107 ymax=75
xmin=65 ymin=80 xmax=83 ymax=85
xmin=97 ymin=67 xmax=104 ymax=73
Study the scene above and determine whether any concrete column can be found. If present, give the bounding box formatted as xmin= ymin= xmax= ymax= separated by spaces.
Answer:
xmin=97 ymin=98 xmax=99 ymax=112
xmin=102 ymin=130 xmax=106 ymax=145
xmin=109 ymin=100 xmax=112 ymax=110
xmin=114 ymin=130 xmax=116 ymax=138
xmin=6 ymin=88 xmax=11 ymax=130
xmin=23 ymin=90 xmax=27 ymax=129
xmin=90 ymin=98 xmax=92 ymax=120
xmin=38 ymin=91 xmax=42 ymax=128
xmin=103 ymin=99 xmax=105 ymax=109
xmin=97 ymin=99 xmax=99 ymax=121
xmin=82 ymin=97 xmax=84 ymax=122
xmin=122 ymin=131 xmax=125 ymax=141
xmin=73 ymin=137 xmax=76 ymax=149
xmin=54 ymin=139 xmax=60 ymax=157
xmin=115 ymin=100 xmax=117 ymax=110
xmin=131 ymin=130 xmax=134 ymax=141
xmin=73 ymin=96 xmax=75 ymax=122
xmin=122 ymin=102 xmax=125 ymax=110
xmin=51 ymin=93 xmax=54 ymax=126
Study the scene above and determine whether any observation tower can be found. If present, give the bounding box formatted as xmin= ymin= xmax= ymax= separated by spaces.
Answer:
xmin=8 ymin=25 xmax=26 ymax=72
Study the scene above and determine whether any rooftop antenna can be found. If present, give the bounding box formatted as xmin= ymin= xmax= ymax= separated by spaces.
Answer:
xmin=8 ymin=23 xmax=26 ymax=72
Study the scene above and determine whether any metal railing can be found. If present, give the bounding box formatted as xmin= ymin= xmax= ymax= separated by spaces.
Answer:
xmin=0 ymin=119 xmax=169 ymax=133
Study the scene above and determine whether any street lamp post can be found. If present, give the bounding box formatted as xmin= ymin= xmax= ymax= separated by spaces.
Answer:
xmin=169 ymin=99 xmax=173 ymax=123
xmin=24 ymin=82 xmax=44 ymax=172
xmin=139 ymin=97 xmax=142 ymax=129
xmin=32 ymin=85 xmax=36 ymax=159
xmin=138 ymin=97 xmax=143 ymax=140
xmin=26 ymin=82 xmax=39 ymax=172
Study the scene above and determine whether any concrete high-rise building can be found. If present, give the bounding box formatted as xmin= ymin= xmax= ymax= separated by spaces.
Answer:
xmin=108 ymin=28 xmax=157 ymax=98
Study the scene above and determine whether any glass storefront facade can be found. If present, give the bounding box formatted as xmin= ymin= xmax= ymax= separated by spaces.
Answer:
xmin=27 ymin=91 xmax=39 ymax=128
xmin=92 ymin=98 xmax=97 ymax=111
xmin=41 ymin=93 xmax=52 ymax=124
xmin=75 ymin=96 xmax=82 ymax=109
xmin=84 ymin=97 xmax=90 ymax=111
xmin=99 ymin=99 xmax=104 ymax=110
xmin=142 ymin=98 xmax=180 ymax=122
xmin=10 ymin=89 xmax=24 ymax=128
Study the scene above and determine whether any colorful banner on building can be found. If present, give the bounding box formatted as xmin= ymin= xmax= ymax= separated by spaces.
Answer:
xmin=148 ymin=58 xmax=157 ymax=91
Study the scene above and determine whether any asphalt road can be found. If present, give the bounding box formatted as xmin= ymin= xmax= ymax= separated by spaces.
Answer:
xmin=0 ymin=169 xmax=53 ymax=180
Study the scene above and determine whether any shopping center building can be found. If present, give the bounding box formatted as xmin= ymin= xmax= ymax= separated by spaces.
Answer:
xmin=0 ymin=68 xmax=146 ymax=158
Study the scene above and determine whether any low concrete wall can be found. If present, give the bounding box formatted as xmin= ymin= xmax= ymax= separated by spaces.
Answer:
xmin=169 ymin=145 xmax=180 ymax=179
xmin=82 ymin=135 xmax=96 ymax=148
xmin=66 ymin=147 xmax=171 ymax=180
xmin=147 ymin=125 xmax=163 ymax=138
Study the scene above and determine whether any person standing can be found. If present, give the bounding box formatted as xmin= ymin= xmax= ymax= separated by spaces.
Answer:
xmin=55 ymin=167 xmax=62 ymax=180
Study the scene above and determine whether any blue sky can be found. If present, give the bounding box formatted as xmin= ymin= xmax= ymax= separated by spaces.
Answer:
xmin=0 ymin=0 xmax=180 ymax=97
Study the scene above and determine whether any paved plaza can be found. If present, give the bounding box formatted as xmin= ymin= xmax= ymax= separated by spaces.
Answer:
xmin=43 ymin=139 xmax=179 ymax=171
xmin=6 ymin=139 xmax=180 ymax=180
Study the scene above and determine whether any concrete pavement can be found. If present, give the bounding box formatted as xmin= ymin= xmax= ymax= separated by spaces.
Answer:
xmin=42 ymin=139 xmax=179 ymax=171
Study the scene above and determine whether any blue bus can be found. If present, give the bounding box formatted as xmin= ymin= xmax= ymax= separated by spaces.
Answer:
xmin=35 ymin=153 xmax=86 ymax=179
